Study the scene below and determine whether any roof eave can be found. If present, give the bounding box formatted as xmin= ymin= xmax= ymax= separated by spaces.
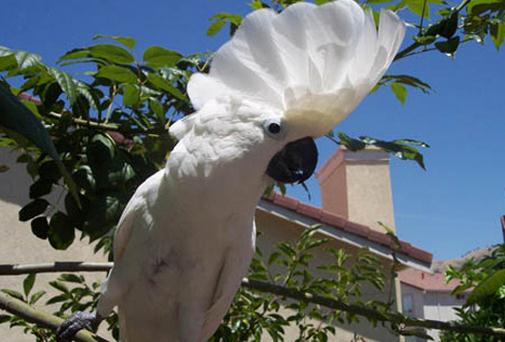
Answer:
xmin=258 ymin=199 xmax=432 ymax=273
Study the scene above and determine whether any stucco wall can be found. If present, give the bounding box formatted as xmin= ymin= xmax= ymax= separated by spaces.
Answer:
xmin=345 ymin=161 xmax=396 ymax=232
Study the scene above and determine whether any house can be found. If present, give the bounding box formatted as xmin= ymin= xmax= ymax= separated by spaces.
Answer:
xmin=0 ymin=147 xmax=433 ymax=341
xmin=398 ymin=268 xmax=466 ymax=342
xmin=399 ymin=240 xmax=503 ymax=342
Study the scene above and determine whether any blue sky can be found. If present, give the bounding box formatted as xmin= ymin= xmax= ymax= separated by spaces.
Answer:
xmin=2 ymin=0 xmax=504 ymax=260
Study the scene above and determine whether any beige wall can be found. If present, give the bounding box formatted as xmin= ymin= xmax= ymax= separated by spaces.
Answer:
xmin=256 ymin=210 xmax=401 ymax=342
xmin=0 ymin=150 xmax=110 ymax=341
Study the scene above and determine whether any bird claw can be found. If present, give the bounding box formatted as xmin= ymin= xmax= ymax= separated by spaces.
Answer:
xmin=56 ymin=311 xmax=98 ymax=342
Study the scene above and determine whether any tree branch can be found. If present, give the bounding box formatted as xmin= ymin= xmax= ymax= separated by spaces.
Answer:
xmin=46 ymin=112 xmax=161 ymax=137
xmin=0 ymin=262 xmax=112 ymax=275
xmin=1 ymin=262 xmax=505 ymax=338
xmin=0 ymin=292 xmax=110 ymax=342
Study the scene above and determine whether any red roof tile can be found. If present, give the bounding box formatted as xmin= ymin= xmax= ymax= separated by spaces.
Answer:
xmin=398 ymin=268 xmax=461 ymax=291
xmin=265 ymin=193 xmax=433 ymax=265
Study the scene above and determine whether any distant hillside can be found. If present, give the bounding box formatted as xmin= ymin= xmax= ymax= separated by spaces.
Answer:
xmin=432 ymin=245 xmax=498 ymax=273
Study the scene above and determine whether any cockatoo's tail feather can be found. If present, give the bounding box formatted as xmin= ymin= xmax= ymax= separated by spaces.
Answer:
xmin=187 ymin=0 xmax=405 ymax=137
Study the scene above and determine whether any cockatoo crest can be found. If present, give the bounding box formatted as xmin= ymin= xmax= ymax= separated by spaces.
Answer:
xmin=182 ymin=0 xmax=405 ymax=139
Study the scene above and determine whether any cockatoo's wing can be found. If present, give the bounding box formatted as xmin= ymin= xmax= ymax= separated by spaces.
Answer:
xmin=185 ymin=0 xmax=405 ymax=137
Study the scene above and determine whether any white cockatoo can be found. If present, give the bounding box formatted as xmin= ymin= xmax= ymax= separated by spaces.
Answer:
xmin=57 ymin=1 xmax=405 ymax=341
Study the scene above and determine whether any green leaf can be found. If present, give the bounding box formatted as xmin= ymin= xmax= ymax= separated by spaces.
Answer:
xmin=0 ymin=314 xmax=11 ymax=324
xmin=435 ymin=36 xmax=460 ymax=55
xmin=72 ymin=165 xmax=96 ymax=191
xmin=39 ymin=160 xmax=61 ymax=182
xmin=48 ymin=212 xmax=75 ymax=250
xmin=23 ymin=273 xmax=36 ymax=297
xmin=29 ymin=179 xmax=53 ymax=198
xmin=57 ymin=48 xmax=92 ymax=63
xmin=207 ymin=20 xmax=227 ymax=37
xmin=425 ymin=11 xmax=458 ymax=39
xmin=378 ymin=222 xmax=401 ymax=250
xmin=0 ymin=54 xmax=17 ymax=71
xmin=47 ymin=67 xmax=78 ymax=104
xmin=29 ymin=290 xmax=46 ymax=305
xmin=405 ymin=0 xmax=430 ymax=18
xmin=45 ymin=294 xmax=68 ymax=305
xmin=123 ymin=84 xmax=140 ymax=106
xmin=414 ymin=35 xmax=437 ymax=45
xmin=18 ymin=199 xmax=49 ymax=222
xmin=93 ymin=34 xmax=136 ymax=49
xmin=0 ymin=46 xmax=42 ymax=72
xmin=89 ymin=44 xmax=135 ymax=64
xmin=147 ymin=73 xmax=186 ymax=100
xmin=207 ymin=13 xmax=243 ymax=37
xmin=467 ymin=269 xmax=505 ymax=305
xmin=31 ymin=217 xmax=50 ymax=240
xmin=337 ymin=132 xmax=366 ymax=151
xmin=87 ymin=133 xmax=116 ymax=167
xmin=381 ymin=74 xmax=432 ymax=94
xmin=1 ymin=289 xmax=24 ymax=301
xmin=390 ymin=82 xmax=408 ymax=104
xmin=490 ymin=22 xmax=505 ymax=50
xmin=361 ymin=136 xmax=428 ymax=170
xmin=96 ymin=65 xmax=137 ymax=83
xmin=76 ymin=81 xmax=100 ymax=111
xmin=143 ymin=46 xmax=182 ymax=68
xmin=59 ymin=274 xmax=84 ymax=284
xmin=84 ymin=195 xmax=121 ymax=240
xmin=467 ymin=0 xmax=505 ymax=16
xmin=149 ymin=99 xmax=165 ymax=123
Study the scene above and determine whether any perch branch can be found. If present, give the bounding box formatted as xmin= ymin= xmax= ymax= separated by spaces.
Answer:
xmin=0 ymin=262 xmax=113 ymax=275
xmin=1 ymin=262 xmax=505 ymax=338
xmin=0 ymin=292 xmax=110 ymax=342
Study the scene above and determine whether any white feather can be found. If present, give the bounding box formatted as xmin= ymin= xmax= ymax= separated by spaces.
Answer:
xmin=185 ymin=0 xmax=405 ymax=137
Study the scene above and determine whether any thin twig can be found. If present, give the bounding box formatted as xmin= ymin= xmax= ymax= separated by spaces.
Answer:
xmin=1 ymin=262 xmax=505 ymax=338
xmin=46 ymin=112 xmax=161 ymax=137
xmin=0 ymin=292 xmax=110 ymax=342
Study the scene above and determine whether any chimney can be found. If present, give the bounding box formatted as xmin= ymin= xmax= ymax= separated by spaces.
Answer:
xmin=316 ymin=147 xmax=396 ymax=233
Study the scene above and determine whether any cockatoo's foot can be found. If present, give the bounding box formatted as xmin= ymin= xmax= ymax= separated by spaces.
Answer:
xmin=56 ymin=311 xmax=101 ymax=342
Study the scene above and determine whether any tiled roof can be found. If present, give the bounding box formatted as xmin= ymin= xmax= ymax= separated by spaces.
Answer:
xmin=398 ymin=268 xmax=460 ymax=292
xmin=264 ymin=193 xmax=433 ymax=264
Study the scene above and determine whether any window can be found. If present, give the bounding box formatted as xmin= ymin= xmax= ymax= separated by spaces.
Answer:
xmin=403 ymin=294 xmax=414 ymax=315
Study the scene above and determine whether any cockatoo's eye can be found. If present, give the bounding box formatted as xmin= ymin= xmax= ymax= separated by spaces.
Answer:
xmin=263 ymin=118 xmax=283 ymax=138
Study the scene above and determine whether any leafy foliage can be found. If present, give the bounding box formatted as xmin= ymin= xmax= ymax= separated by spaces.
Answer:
xmin=441 ymin=244 xmax=505 ymax=342
xmin=328 ymin=132 xmax=430 ymax=169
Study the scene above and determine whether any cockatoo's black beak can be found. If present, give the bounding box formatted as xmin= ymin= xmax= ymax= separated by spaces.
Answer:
xmin=266 ymin=137 xmax=318 ymax=184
